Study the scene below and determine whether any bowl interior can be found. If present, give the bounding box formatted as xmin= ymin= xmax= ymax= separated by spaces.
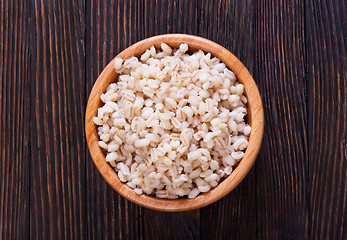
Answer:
xmin=85 ymin=34 xmax=264 ymax=212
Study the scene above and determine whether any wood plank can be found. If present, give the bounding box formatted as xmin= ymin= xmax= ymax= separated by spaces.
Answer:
xmin=255 ymin=0 xmax=308 ymax=239
xmin=0 ymin=0 xmax=30 ymax=239
xmin=141 ymin=1 xmax=200 ymax=239
xmin=85 ymin=1 xmax=143 ymax=239
xmin=198 ymin=1 xmax=256 ymax=239
xmin=143 ymin=209 xmax=199 ymax=240
xmin=143 ymin=0 xmax=198 ymax=37
xmin=306 ymin=0 xmax=347 ymax=239
xmin=30 ymin=0 xmax=86 ymax=239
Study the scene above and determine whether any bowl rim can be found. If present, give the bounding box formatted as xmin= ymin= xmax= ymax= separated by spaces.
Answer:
xmin=85 ymin=34 xmax=264 ymax=212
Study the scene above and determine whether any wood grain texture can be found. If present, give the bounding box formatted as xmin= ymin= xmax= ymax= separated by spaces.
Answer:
xmin=144 ymin=210 xmax=200 ymax=240
xmin=144 ymin=0 xmax=198 ymax=38
xmin=198 ymin=1 xmax=257 ymax=239
xmin=142 ymin=1 xmax=200 ymax=239
xmin=306 ymin=0 xmax=347 ymax=239
xmin=85 ymin=1 xmax=143 ymax=239
xmin=0 ymin=0 xmax=30 ymax=239
xmin=30 ymin=0 xmax=86 ymax=239
xmin=255 ymin=0 xmax=308 ymax=239
xmin=1 ymin=0 xmax=346 ymax=239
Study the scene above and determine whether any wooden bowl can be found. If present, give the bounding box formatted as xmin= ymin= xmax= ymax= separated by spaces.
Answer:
xmin=85 ymin=34 xmax=264 ymax=212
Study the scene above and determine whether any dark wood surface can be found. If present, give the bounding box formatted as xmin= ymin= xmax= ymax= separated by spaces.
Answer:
xmin=0 ymin=0 xmax=346 ymax=239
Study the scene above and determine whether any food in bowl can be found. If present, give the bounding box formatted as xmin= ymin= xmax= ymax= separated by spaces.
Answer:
xmin=93 ymin=43 xmax=251 ymax=199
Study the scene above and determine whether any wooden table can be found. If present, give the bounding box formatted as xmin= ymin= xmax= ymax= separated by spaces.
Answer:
xmin=1 ymin=0 xmax=346 ymax=239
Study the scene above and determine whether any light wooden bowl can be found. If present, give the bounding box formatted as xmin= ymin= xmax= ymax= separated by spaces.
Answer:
xmin=85 ymin=34 xmax=264 ymax=212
